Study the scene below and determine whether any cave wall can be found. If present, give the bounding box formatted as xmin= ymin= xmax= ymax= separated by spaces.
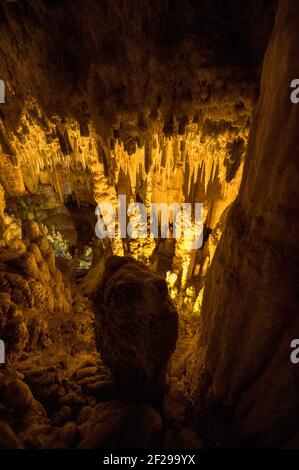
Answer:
xmin=187 ymin=0 xmax=299 ymax=448
xmin=2 ymin=0 xmax=295 ymax=449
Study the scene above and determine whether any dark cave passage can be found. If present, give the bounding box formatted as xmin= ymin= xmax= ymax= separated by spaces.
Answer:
xmin=0 ymin=0 xmax=299 ymax=451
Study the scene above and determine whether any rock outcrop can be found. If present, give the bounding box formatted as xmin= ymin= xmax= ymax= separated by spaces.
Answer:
xmin=187 ymin=0 xmax=299 ymax=448
xmin=0 ymin=0 xmax=297 ymax=451
xmin=93 ymin=255 xmax=178 ymax=402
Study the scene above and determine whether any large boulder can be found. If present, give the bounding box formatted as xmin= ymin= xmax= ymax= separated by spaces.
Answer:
xmin=78 ymin=401 xmax=162 ymax=449
xmin=93 ymin=256 xmax=178 ymax=402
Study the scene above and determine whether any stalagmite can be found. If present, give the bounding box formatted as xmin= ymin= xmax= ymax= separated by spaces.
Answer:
xmin=93 ymin=255 xmax=178 ymax=402
xmin=0 ymin=0 xmax=296 ymax=453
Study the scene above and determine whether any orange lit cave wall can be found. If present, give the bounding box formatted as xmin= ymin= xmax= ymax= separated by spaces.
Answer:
xmin=0 ymin=100 xmax=252 ymax=315
xmin=186 ymin=0 xmax=299 ymax=448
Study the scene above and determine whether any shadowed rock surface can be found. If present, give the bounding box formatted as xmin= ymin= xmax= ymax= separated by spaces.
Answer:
xmin=187 ymin=0 xmax=299 ymax=448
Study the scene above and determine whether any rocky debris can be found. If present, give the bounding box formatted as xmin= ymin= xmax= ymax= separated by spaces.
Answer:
xmin=0 ymin=213 xmax=190 ymax=450
xmin=78 ymin=401 xmax=162 ymax=449
xmin=58 ymin=392 xmax=83 ymax=409
xmin=93 ymin=256 xmax=178 ymax=402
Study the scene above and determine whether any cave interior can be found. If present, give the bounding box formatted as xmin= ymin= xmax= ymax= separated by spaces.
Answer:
xmin=0 ymin=0 xmax=299 ymax=450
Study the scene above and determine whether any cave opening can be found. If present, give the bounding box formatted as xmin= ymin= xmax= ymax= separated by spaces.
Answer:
xmin=0 ymin=0 xmax=298 ymax=453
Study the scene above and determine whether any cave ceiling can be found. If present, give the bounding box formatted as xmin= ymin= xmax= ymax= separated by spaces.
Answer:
xmin=0 ymin=0 xmax=276 ymax=204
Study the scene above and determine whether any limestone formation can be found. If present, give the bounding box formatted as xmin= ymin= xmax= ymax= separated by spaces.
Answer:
xmin=78 ymin=401 xmax=162 ymax=449
xmin=0 ymin=0 xmax=297 ymax=452
xmin=186 ymin=0 xmax=299 ymax=448
xmin=93 ymin=255 xmax=179 ymax=402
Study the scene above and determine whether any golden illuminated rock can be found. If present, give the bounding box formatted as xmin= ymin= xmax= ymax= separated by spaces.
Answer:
xmin=187 ymin=0 xmax=299 ymax=447
xmin=93 ymin=255 xmax=178 ymax=402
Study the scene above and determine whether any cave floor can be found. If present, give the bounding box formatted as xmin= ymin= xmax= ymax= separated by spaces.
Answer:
xmin=1 ymin=279 xmax=203 ymax=450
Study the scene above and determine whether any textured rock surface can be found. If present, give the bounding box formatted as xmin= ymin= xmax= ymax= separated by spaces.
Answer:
xmin=0 ymin=0 xmax=276 ymax=309
xmin=78 ymin=401 xmax=162 ymax=449
xmin=0 ymin=0 xmax=296 ymax=451
xmin=187 ymin=0 xmax=299 ymax=448
xmin=94 ymin=255 xmax=178 ymax=402
xmin=0 ymin=420 xmax=22 ymax=449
